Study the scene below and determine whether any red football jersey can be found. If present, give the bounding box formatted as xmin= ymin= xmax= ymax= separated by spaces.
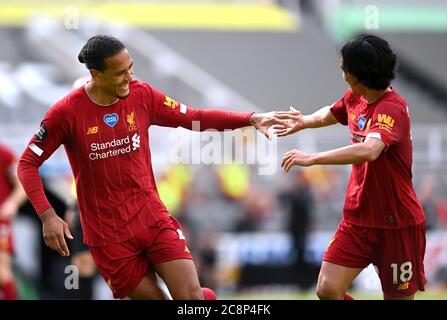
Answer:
xmin=0 ymin=144 xmax=15 ymax=206
xmin=18 ymin=80 xmax=252 ymax=245
xmin=330 ymin=88 xmax=425 ymax=229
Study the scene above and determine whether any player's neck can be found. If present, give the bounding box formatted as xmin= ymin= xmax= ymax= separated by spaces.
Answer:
xmin=85 ymin=82 xmax=119 ymax=106
xmin=362 ymin=87 xmax=391 ymax=104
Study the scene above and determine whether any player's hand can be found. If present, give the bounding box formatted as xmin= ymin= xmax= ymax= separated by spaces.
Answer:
xmin=281 ymin=149 xmax=315 ymax=172
xmin=249 ymin=111 xmax=289 ymax=140
xmin=40 ymin=208 xmax=74 ymax=257
xmin=272 ymin=107 xmax=305 ymax=137
xmin=0 ymin=198 xmax=18 ymax=221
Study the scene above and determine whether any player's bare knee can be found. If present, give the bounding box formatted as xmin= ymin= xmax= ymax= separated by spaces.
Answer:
xmin=316 ymin=285 xmax=342 ymax=300
xmin=316 ymin=279 xmax=344 ymax=300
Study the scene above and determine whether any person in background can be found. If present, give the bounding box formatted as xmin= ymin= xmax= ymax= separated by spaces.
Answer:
xmin=0 ymin=143 xmax=27 ymax=299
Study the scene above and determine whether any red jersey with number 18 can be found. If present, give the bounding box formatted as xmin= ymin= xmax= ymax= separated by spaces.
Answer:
xmin=330 ymin=88 xmax=425 ymax=229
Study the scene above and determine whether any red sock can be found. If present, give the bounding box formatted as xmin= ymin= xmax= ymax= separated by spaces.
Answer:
xmin=202 ymin=287 xmax=217 ymax=300
xmin=344 ymin=293 xmax=354 ymax=300
xmin=0 ymin=280 xmax=17 ymax=300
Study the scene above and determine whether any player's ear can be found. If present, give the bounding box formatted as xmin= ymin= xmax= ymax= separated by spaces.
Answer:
xmin=345 ymin=71 xmax=359 ymax=86
xmin=90 ymin=69 xmax=101 ymax=81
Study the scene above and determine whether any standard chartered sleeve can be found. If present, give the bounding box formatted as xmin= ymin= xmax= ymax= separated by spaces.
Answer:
xmin=143 ymin=83 xmax=253 ymax=130
xmin=17 ymin=106 xmax=70 ymax=215
xmin=329 ymin=90 xmax=351 ymax=126
xmin=366 ymin=101 xmax=406 ymax=148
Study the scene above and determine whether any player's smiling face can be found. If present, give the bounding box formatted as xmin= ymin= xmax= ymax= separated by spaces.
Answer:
xmin=99 ymin=49 xmax=134 ymax=99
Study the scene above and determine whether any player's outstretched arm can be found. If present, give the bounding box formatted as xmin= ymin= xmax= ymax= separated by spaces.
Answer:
xmin=248 ymin=111 xmax=291 ymax=140
xmin=147 ymin=86 xmax=291 ymax=138
xmin=180 ymin=108 xmax=290 ymax=140
xmin=281 ymin=137 xmax=386 ymax=172
xmin=273 ymin=105 xmax=339 ymax=137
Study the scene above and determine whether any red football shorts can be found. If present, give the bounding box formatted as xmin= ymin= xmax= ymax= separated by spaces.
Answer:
xmin=0 ymin=220 xmax=14 ymax=253
xmin=89 ymin=216 xmax=192 ymax=299
xmin=323 ymin=219 xmax=426 ymax=297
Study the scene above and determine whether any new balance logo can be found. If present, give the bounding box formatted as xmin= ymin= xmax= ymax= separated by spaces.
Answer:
xmin=87 ymin=126 xmax=99 ymax=135
xmin=397 ymin=282 xmax=409 ymax=291
xmin=132 ymin=133 xmax=140 ymax=150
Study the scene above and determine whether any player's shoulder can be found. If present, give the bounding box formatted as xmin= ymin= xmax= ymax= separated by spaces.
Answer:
xmin=129 ymin=79 xmax=151 ymax=93
xmin=129 ymin=80 xmax=165 ymax=104
xmin=384 ymin=89 xmax=407 ymax=106
xmin=50 ymin=86 xmax=86 ymax=115
xmin=379 ymin=89 xmax=408 ymax=115
xmin=129 ymin=80 xmax=165 ymax=96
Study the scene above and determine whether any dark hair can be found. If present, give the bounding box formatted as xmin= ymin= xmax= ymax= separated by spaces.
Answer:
xmin=78 ymin=35 xmax=125 ymax=71
xmin=341 ymin=34 xmax=397 ymax=90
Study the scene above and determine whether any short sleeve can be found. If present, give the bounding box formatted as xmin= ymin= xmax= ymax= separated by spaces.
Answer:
xmin=366 ymin=101 xmax=407 ymax=147
xmin=329 ymin=90 xmax=351 ymax=126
